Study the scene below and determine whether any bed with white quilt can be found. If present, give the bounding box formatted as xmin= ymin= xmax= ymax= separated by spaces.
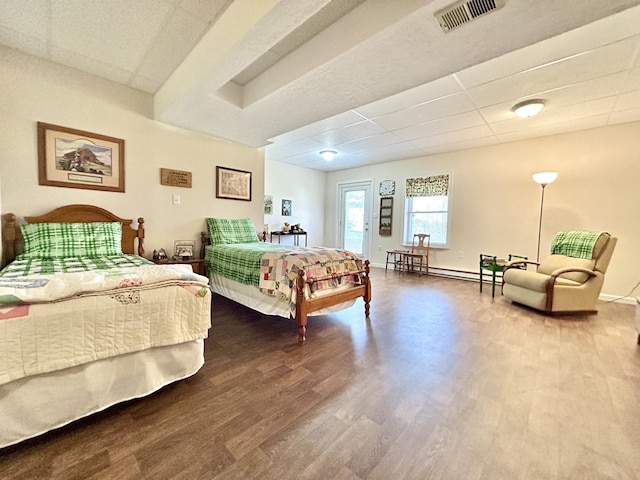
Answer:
xmin=203 ymin=218 xmax=371 ymax=343
xmin=0 ymin=204 xmax=211 ymax=449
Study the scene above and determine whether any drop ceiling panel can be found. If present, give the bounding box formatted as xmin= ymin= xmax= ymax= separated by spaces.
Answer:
xmin=467 ymin=37 xmax=639 ymax=108
xmin=490 ymin=97 xmax=616 ymax=134
xmin=354 ymin=75 xmax=462 ymax=119
xmin=371 ymin=92 xmax=477 ymax=131
xmin=411 ymin=125 xmax=495 ymax=149
xmin=51 ymin=0 xmax=172 ymax=74
xmin=391 ymin=111 xmax=487 ymax=142
xmin=0 ymin=0 xmax=48 ymax=42
xmin=496 ymin=114 xmax=609 ymax=144
xmin=134 ymin=8 xmax=209 ymax=86
xmin=310 ymin=120 xmax=385 ymax=146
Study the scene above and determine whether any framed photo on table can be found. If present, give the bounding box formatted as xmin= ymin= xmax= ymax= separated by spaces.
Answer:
xmin=37 ymin=122 xmax=125 ymax=192
xmin=216 ymin=166 xmax=252 ymax=201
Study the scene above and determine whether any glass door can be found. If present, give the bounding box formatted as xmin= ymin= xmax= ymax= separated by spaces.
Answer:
xmin=338 ymin=181 xmax=372 ymax=258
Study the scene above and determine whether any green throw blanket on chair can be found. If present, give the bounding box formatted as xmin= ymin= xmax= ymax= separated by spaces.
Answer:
xmin=550 ymin=231 xmax=600 ymax=259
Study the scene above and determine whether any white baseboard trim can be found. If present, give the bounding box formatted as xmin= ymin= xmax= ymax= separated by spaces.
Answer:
xmin=372 ymin=263 xmax=636 ymax=305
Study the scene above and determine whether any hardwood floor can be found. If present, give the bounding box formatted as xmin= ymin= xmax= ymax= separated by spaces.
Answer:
xmin=1 ymin=268 xmax=639 ymax=479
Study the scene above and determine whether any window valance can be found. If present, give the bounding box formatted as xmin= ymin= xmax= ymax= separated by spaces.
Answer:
xmin=405 ymin=174 xmax=449 ymax=197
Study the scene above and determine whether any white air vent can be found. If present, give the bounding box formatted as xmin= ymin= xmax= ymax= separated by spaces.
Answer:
xmin=435 ymin=0 xmax=504 ymax=32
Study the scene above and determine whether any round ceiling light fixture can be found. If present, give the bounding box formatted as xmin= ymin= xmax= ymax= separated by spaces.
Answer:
xmin=319 ymin=150 xmax=337 ymax=161
xmin=512 ymin=99 xmax=546 ymax=118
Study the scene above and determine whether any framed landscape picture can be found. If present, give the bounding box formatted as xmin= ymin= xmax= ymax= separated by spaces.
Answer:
xmin=216 ymin=166 xmax=252 ymax=201
xmin=37 ymin=122 xmax=125 ymax=192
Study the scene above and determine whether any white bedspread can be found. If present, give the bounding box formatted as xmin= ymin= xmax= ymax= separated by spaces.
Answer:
xmin=0 ymin=264 xmax=211 ymax=386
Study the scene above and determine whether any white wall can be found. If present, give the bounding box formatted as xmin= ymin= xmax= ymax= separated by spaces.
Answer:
xmin=0 ymin=46 xmax=264 ymax=258
xmin=325 ymin=122 xmax=640 ymax=298
xmin=264 ymin=159 xmax=326 ymax=246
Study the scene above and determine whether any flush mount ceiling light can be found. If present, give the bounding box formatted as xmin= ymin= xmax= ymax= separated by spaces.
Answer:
xmin=319 ymin=150 xmax=337 ymax=161
xmin=512 ymin=99 xmax=546 ymax=118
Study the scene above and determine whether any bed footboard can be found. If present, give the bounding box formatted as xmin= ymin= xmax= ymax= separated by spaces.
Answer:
xmin=295 ymin=260 xmax=371 ymax=343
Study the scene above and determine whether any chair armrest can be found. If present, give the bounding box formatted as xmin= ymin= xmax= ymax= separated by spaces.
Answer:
xmin=504 ymin=260 xmax=539 ymax=272
xmin=548 ymin=267 xmax=596 ymax=283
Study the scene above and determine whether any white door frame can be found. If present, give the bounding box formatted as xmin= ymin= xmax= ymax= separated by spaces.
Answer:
xmin=336 ymin=180 xmax=373 ymax=259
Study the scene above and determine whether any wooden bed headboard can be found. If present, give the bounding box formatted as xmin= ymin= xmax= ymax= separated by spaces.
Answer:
xmin=2 ymin=204 xmax=145 ymax=264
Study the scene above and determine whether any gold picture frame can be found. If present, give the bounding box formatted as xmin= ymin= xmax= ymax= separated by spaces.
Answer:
xmin=37 ymin=122 xmax=125 ymax=192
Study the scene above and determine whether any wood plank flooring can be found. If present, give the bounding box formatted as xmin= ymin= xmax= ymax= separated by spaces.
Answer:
xmin=1 ymin=268 xmax=639 ymax=479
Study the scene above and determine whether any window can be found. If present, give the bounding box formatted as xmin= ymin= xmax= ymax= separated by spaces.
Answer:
xmin=404 ymin=174 xmax=450 ymax=247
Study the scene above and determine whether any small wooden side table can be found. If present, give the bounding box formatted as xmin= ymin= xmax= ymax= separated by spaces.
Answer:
xmin=385 ymin=250 xmax=407 ymax=271
xmin=152 ymin=257 xmax=205 ymax=276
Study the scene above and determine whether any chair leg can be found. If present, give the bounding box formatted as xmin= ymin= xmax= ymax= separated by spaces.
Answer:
xmin=480 ymin=268 xmax=483 ymax=292
xmin=491 ymin=271 xmax=496 ymax=297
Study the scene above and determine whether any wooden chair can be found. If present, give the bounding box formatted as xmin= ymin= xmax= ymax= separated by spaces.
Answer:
xmin=403 ymin=233 xmax=430 ymax=276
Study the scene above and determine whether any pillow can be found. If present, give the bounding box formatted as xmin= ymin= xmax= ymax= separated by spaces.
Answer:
xmin=18 ymin=222 xmax=123 ymax=259
xmin=206 ymin=218 xmax=258 ymax=245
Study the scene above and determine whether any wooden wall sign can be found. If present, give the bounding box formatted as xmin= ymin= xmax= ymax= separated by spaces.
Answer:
xmin=160 ymin=168 xmax=192 ymax=188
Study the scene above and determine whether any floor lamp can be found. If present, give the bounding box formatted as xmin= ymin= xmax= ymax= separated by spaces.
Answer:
xmin=532 ymin=172 xmax=558 ymax=262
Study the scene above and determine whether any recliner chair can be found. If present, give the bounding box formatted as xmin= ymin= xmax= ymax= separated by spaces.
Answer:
xmin=503 ymin=231 xmax=616 ymax=313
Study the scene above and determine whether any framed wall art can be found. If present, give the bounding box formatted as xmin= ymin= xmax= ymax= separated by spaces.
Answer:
xmin=264 ymin=195 xmax=273 ymax=214
xmin=282 ymin=199 xmax=292 ymax=216
xmin=37 ymin=122 xmax=125 ymax=192
xmin=216 ymin=166 xmax=252 ymax=201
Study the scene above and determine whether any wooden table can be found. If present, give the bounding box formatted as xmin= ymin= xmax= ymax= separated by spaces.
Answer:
xmin=270 ymin=231 xmax=308 ymax=246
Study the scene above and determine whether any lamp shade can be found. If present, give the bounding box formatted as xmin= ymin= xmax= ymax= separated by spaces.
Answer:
xmin=532 ymin=171 xmax=558 ymax=186
xmin=319 ymin=150 xmax=337 ymax=161
xmin=512 ymin=99 xmax=545 ymax=118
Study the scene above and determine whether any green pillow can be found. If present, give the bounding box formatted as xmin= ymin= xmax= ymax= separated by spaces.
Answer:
xmin=18 ymin=222 xmax=123 ymax=259
xmin=206 ymin=218 xmax=258 ymax=245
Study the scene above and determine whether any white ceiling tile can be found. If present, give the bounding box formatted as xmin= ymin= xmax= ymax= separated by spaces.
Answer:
xmin=609 ymin=107 xmax=640 ymax=124
xmin=456 ymin=9 xmax=640 ymax=89
xmin=135 ymin=8 xmax=209 ymax=91
xmin=0 ymin=26 xmax=47 ymax=58
xmin=265 ymin=138 xmax=326 ymax=160
xmin=129 ymin=75 xmax=163 ymax=94
xmin=467 ymin=36 xmax=639 ymax=108
xmin=269 ymin=110 xmax=366 ymax=146
xmin=338 ymin=132 xmax=406 ymax=152
xmin=51 ymin=45 xmax=132 ymax=85
xmin=420 ymin=136 xmax=500 ymax=156
xmin=0 ymin=0 xmax=48 ymax=42
xmin=371 ymin=92 xmax=476 ymax=131
xmin=353 ymin=75 xmax=462 ymax=119
xmin=490 ymin=97 xmax=616 ymax=134
xmin=179 ymin=0 xmax=233 ymax=23
xmin=496 ymin=115 xmax=609 ymax=144
xmin=411 ymin=125 xmax=495 ymax=149
xmin=391 ymin=111 xmax=486 ymax=142
xmin=613 ymin=89 xmax=640 ymax=111
xmin=311 ymin=120 xmax=385 ymax=146
xmin=51 ymin=0 xmax=172 ymax=73
xmin=479 ymin=71 xmax=629 ymax=123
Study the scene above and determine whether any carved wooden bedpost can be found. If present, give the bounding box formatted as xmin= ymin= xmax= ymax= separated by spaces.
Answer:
xmin=2 ymin=213 xmax=17 ymax=265
xmin=296 ymin=269 xmax=308 ymax=344
xmin=363 ymin=260 xmax=371 ymax=317
xmin=136 ymin=217 xmax=145 ymax=257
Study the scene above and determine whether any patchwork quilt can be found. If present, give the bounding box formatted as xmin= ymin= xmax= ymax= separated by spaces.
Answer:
xmin=206 ymin=243 xmax=363 ymax=317
xmin=0 ymin=262 xmax=212 ymax=385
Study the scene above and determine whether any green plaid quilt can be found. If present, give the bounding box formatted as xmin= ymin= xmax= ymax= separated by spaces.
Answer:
xmin=550 ymin=231 xmax=600 ymax=259
xmin=205 ymin=243 xmax=292 ymax=285
xmin=0 ymin=255 xmax=152 ymax=278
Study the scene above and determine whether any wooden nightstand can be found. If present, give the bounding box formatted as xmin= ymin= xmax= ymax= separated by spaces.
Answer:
xmin=152 ymin=257 xmax=206 ymax=276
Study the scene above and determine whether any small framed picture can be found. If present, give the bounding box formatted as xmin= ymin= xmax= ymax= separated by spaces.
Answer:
xmin=264 ymin=195 xmax=273 ymax=214
xmin=282 ymin=199 xmax=292 ymax=216
xmin=174 ymin=240 xmax=196 ymax=259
